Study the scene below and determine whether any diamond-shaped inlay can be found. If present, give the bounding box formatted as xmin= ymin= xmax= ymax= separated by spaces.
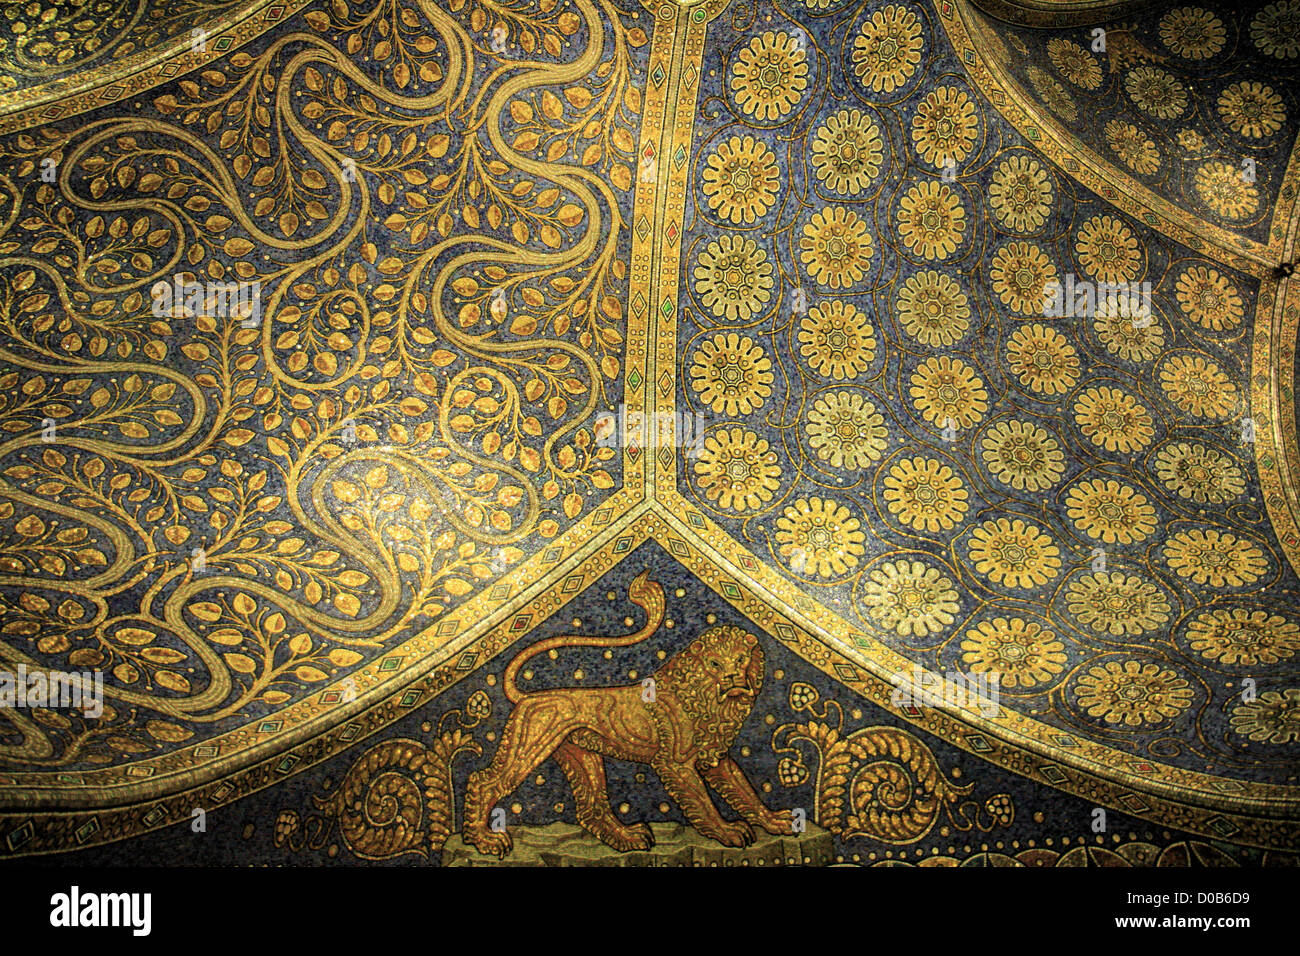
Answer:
xmin=6 ymin=822 xmax=33 ymax=851
xmin=667 ymin=537 xmax=689 ymax=558
xmin=965 ymin=734 xmax=992 ymax=753
xmin=1205 ymin=816 xmax=1240 ymax=837
xmin=379 ymin=656 xmax=403 ymax=672
xmin=457 ymin=652 xmax=478 ymax=671
xmin=563 ymin=574 xmax=585 ymax=593
xmin=400 ymin=690 xmax=421 ymax=707
xmin=627 ymin=368 xmax=643 ymax=390
xmin=613 ymin=535 xmax=634 ymax=553
xmin=674 ymin=145 xmax=687 ymax=168
xmin=1053 ymin=734 xmax=1078 ymax=748
xmin=490 ymin=584 xmax=511 ymax=601
xmin=1040 ymin=764 xmax=1068 ymax=785
xmin=657 ymin=371 xmax=673 ymax=394
xmin=142 ymin=806 xmax=168 ymax=827
xmin=276 ymin=755 xmax=300 ymax=774
xmin=511 ymin=613 xmax=533 ymax=631
xmin=1118 ymin=793 xmax=1152 ymax=813
xmin=258 ymin=720 xmax=283 ymax=734
xmin=74 ymin=818 xmax=101 ymax=844
xmin=834 ymin=664 xmax=858 ymax=682
xmin=651 ymin=62 xmax=666 ymax=87
xmin=660 ymin=297 xmax=674 ymax=318
xmin=636 ymin=216 xmax=651 ymax=241
xmin=543 ymin=547 xmax=563 ymax=563
xmin=437 ymin=619 xmax=459 ymax=636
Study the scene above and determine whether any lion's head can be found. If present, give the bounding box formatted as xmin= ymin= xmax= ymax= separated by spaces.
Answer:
xmin=656 ymin=625 xmax=764 ymax=764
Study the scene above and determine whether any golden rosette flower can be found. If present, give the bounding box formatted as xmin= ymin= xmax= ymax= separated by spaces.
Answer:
xmin=1047 ymin=38 xmax=1101 ymax=89
xmin=1158 ymin=354 xmax=1237 ymax=419
xmin=810 ymin=109 xmax=883 ymax=195
xmin=980 ymin=419 xmax=1065 ymax=492
xmin=1186 ymin=608 xmax=1300 ymax=666
xmin=1075 ymin=215 xmax=1140 ymax=285
xmin=692 ymin=234 xmax=774 ymax=322
xmin=800 ymin=207 xmax=873 ymax=289
xmin=1125 ymin=66 xmax=1188 ymax=119
xmin=1153 ymin=442 xmax=1244 ymax=503
xmin=1066 ymin=572 xmax=1171 ymax=637
xmin=1073 ymin=386 xmax=1155 ymax=453
xmin=989 ymin=241 xmax=1057 ymax=314
xmin=1175 ymin=266 xmax=1243 ymax=330
xmin=911 ymin=86 xmax=977 ymax=167
xmin=730 ymin=30 xmax=809 ymax=121
xmin=908 ymin=355 xmax=988 ymax=429
xmin=1005 ymin=324 xmax=1079 ymax=396
xmin=1026 ymin=65 xmax=1077 ymax=122
xmin=1160 ymin=7 xmax=1227 ymax=59
xmin=1074 ymin=660 xmax=1194 ymax=727
xmin=798 ymin=300 xmax=876 ymax=380
xmin=1104 ymin=120 xmax=1160 ymax=175
xmin=693 ymin=426 xmax=782 ymax=511
xmin=1093 ymin=296 xmax=1164 ymax=363
xmin=1250 ymin=1 xmax=1300 ymax=59
xmin=1177 ymin=127 xmax=1206 ymax=153
xmin=988 ymin=155 xmax=1052 ymax=233
xmin=1217 ymin=81 xmax=1286 ymax=138
xmin=962 ymin=617 xmax=1067 ymax=688
xmin=702 ymin=135 xmax=781 ymax=224
xmin=1064 ymin=478 xmax=1157 ymax=545
xmin=1230 ymin=689 xmax=1300 ymax=745
xmin=805 ymin=390 xmax=889 ymax=469
xmin=1164 ymin=528 xmax=1267 ymax=587
xmin=896 ymin=270 xmax=970 ymax=346
xmin=688 ymin=332 xmax=774 ymax=416
xmin=775 ymin=496 xmax=866 ymax=578
xmin=968 ymin=517 xmax=1060 ymax=589
xmin=1195 ymin=160 xmax=1260 ymax=219
xmin=882 ymin=456 xmax=969 ymax=533
xmin=897 ymin=181 xmax=965 ymax=260
xmin=861 ymin=559 xmax=960 ymax=638
xmin=851 ymin=5 xmax=923 ymax=94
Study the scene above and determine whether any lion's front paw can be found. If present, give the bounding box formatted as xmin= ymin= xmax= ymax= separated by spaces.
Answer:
xmin=707 ymin=820 xmax=754 ymax=848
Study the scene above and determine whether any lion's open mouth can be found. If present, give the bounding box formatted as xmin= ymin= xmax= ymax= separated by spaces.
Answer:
xmin=720 ymin=681 xmax=754 ymax=700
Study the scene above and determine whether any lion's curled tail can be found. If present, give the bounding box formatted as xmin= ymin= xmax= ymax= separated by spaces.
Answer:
xmin=502 ymin=570 xmax=666 ymax=704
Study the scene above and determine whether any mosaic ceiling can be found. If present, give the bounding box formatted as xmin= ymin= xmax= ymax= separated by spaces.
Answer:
xmin=0 ymin=0 xmax=1296 ymax=863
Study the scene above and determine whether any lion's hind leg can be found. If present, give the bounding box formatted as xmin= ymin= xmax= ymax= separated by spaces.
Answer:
xmin=553 ymin=741 xmax=654 ymax=853
xmin=462 ymin=695 xmax=577 ymax=859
